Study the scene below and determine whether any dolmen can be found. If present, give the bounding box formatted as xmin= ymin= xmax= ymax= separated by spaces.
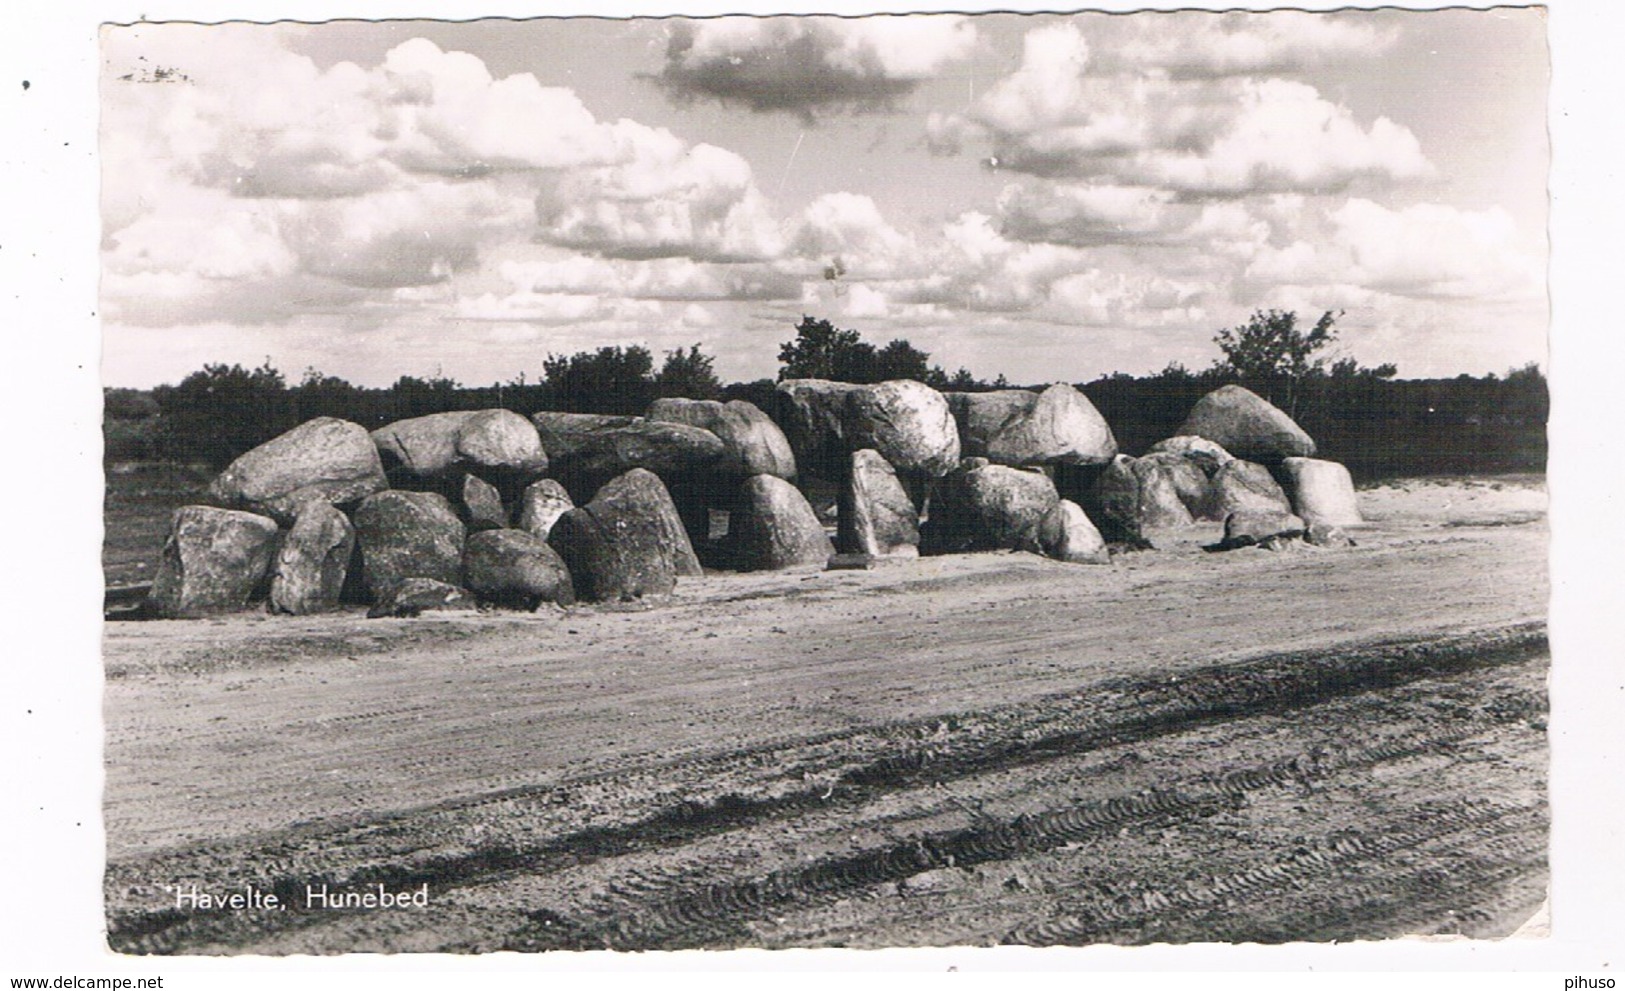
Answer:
xmin=136 ymin=376 xmax=1371 ymax=621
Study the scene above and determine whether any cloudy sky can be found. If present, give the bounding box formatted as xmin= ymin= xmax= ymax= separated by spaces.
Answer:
xmin=98 ymin=9 xmax=1549 ymax=388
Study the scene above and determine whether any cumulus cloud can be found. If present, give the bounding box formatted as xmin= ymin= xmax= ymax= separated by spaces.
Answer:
xmin=1093 ymin=11 xmax=1399 ymax=78
xmin=102 ymin=26 xmax=792 ymax=333
xmin=929 ymin=22 xmax=1432 ymax=197
xmin=533 ymin=137 xmax=783 ymax=262
xmin=1243 ymin=199 xmax=1543 ymax=302
xmin=787 ymin=192 xmax=923 ymax=279
xmin=654 ymin=15 xmax=977 ymax=119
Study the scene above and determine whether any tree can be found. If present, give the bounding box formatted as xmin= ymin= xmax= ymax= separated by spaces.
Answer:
xmin=777 ymin=316 xmax=877 ymax=382
xmin=292 ymin=368 xmax=362 ymax=423
xmin=151 ymin=360 xmax=293 ymax=465
xmin=1213 ymin=309 xmax=1341 ymax=416
xmin=873 ymin=338 xmax=934 ymax=383
xmin=653 ymin=344 xmax=723 ymax=401
xmin=541 ymin=345 xmax=656 ymax=414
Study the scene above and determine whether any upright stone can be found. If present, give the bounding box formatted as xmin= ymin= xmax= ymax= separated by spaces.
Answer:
xmin=517 ymin=479 xmax=575 ymax=539
xmin=839 ymin=449 xmax=920 ymax=558
xmin=728 ymin=475 xmax=834 ymax=571
xmin=1204 ymin=459 xmax=1294 ymax=520
xmin=1036 ymin=499 xmax=1110 ymax=565
xmin=1174 ymin=384 xmax=1315 ymax=463
xmin=351 ymin=490 xmax=466 ymax=599
xmin=149 ymin=506 xmax=280 ymax=618
xmin=1136 ymin=451 xmax=1213 ymax=518
xmin=269 ymin=502 xmax=354 ymax=615
xmin=1277 ymin=457 xmax=1363 ymax=526
xmin=208 ymin=417 xmax=386 ymax=524
xmin=459 ymin=473 xmax=510 ymax=531
xmin=921 ymin=463 xmax=1059 ymax=554
xmin=547 ymin=469 xmax=698 ymax=602
xmin=463 ymin=529 xmax=575 ymax=609
xmin=1095 ymin=455 xmax=1195 ymax=539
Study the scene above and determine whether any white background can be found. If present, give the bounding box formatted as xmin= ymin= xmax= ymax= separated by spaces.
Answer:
xmin=1 ymin=0 xmax=1619 ymax=981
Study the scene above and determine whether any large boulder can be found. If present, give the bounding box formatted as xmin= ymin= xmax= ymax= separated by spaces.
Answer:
xmin=372 ymin=409 xmax=548 ymax=480
xmin=460 ymin=473 xmax=510 ymax=531
xmin=1204 ymin=459 xmax=1293 ymax=520
xmin=530 ymin=412 xmax=725 ymax=502
xmin=208 ymin=417 xmax=387 ymax=524
xmin=463 ymin=529 xmax=575 ymax=609
xmin=727 ymin=475 xmax=834 ymax=571
xmin=1036 ymin=499 xmax=1110 ymax=565
xmin=547 ymin=469 xmax=699 ymax=602
xmin=517 ymin=479 xmax=574 ymax=540
xmin=647 ymin=398 xmax=796 ymax=480
xmin=1095 ymin=455 xmax=1195 ymax=539
xmin=772 ymin=379 xmax=862 ymax=479
xmin=843 ymin=380 xmax=961 ymax=478
xmin=149 ymin=506 xmax=280 ymax=618
xmin=1277 ymin=457 xmax=1363 ymax=526
xmin=269 ymin=502 xmax=354 ymax=615
xmin=838 ymin=449 xmax=920 ymax=558
xmin=1135 ymin=452 xmax=1212 ymax=518
xmin=1173 ymin=385 xmax=1315 ymax=463
xmin=921 ymin=463 xmax=1059 ymax=554
xmin=945 ymin=384 xmax=1116 ymax=466
xmin=351 ymin=490 xmax=466 ymax=599
xmin=366 ymin=578 xmax=477 ymax=618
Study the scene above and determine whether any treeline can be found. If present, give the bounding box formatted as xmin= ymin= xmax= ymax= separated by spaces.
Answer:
xmin=102 ymin=315 xmax=1548 ymax=482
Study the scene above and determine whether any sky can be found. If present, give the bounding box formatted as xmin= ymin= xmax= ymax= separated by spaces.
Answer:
xmin=97 ymin=8 xmax=1550 ymax=389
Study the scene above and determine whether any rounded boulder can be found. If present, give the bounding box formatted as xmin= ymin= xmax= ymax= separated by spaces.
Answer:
xmin=922 ymin=463 xmax=1059 ymax=554
xmin=728 ymin=475 xmax=834 ymax=571
xmin=547 ymin=469 xmax=699 ymax=602
xmin=843 ymin=380 xmax=961 ymax=478
xmin=352 ymin=490 xmax=467 ymax=600
xmin=372 ymin=409 xmax=548 ymax=479
xmin=208 ymin=417 xmax=386 ymax=525
xmin=1173 ymin=385 xmax=1315 ymax=463
xmin=464 ymin=529 xmax=575 ymax=609
xmin=149 ymin=506 xmax=280 ymax=618
xmin=1036 ymin=499 xmax=1110 ymax=565
xmin=1277 ymin=457 xmax=1363 ymax=526
xmin=647 ymin=398 xmax=796 ymax=480
xmin=269 ymin=502 xmax=354 ymax=615
xmin=945 ymin=384 xmax=1116 ymax=466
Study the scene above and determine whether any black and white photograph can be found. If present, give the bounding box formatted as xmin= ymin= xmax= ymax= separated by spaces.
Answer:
xmin=3 ymin=0 xmax=1616 ymax=972
xmin=87 ymin=5 xmax=1561 ymax=957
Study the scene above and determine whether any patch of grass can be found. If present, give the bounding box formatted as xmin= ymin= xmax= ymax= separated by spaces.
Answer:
xmin=103 ymin=461 xmax=212 ymax=585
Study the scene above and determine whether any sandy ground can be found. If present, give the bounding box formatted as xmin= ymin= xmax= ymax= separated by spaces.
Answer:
xmin=101 ymin=475 xmax=1549 ymax=953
